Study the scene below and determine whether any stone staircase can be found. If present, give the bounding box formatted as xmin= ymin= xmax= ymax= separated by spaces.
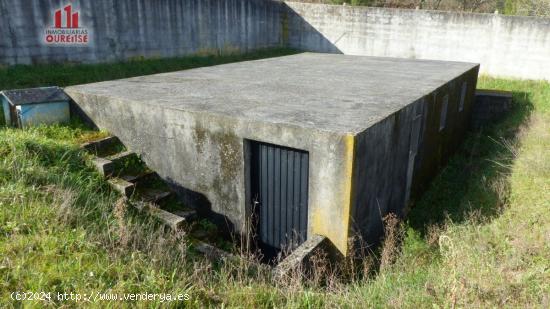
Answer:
xmin=80 ymin=135 xmax=247 ymax=262
xmin=81 ymin=135 xmax=197 ymax=229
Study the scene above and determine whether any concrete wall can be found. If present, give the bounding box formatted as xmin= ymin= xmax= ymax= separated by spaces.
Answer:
xmin=284 ymin=2 xmax=550 ymax=80
xmin=66 ymin=87 xmax=354 ymax=253
xmin=351 ymin=66 xmax=479 ymax=246
xmin=0 ymin=0 xmax=284 ymax=65
xmin=471 ymin=90 xmax=512 ymax=130
xmin=1 ymin=0 xmax=549 ymax=80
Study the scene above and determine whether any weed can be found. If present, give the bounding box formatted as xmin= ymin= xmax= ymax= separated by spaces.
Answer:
xmin=379 ymin=213 xmax=404 ymax=271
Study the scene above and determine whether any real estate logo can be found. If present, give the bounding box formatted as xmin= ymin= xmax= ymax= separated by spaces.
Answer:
xmin=44 ymin=3 xmax=90 ymax=45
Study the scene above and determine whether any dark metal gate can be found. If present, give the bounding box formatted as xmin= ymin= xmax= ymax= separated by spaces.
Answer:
xmin=249 ymin=141 xmax=309 ymax=258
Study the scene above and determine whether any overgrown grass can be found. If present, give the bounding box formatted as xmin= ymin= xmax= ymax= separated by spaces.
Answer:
xmin=1 ymin=61 xmax=549 ymax=307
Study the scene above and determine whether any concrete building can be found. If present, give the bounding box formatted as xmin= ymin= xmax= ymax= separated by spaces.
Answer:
xmin=65 ymin=53 xmax=479 ymax=256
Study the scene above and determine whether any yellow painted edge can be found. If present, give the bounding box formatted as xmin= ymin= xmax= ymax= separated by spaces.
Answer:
xmin=311 ymin=134 xmax=355 ymax=255
xmin=337 ymin=133 xmax=355 ymax=255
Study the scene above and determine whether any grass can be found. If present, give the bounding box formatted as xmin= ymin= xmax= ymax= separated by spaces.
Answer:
xmin=0 ymin=54 xmax=549 ymax=307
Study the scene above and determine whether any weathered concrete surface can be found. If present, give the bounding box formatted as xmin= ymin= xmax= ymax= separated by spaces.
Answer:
xmin=284 ymin=2 xmax=550 ymax=80
xmin=65 ymin=53 xmax=479 ymax=254
xmin=352 ymin=66 xmax=479 ymax=246
xmin=0 ymin=0 xmax=284 ymax=65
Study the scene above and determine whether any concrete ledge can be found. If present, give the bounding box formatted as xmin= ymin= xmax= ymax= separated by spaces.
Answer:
xmin=272 ymin=234 xmax=328 ymax=279
xmin=472 ymin=89 xmax=513 ymax=130
xmin=476 ymin=89 xmax=514 ymax=98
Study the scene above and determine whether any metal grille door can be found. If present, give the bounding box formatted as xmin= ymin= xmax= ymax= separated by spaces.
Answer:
xmin=250 ymin=141 xmax=309 ymax=256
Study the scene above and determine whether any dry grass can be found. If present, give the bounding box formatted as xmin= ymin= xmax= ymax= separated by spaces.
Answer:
xmin=379 ymin=213 xmax=404 ymax=271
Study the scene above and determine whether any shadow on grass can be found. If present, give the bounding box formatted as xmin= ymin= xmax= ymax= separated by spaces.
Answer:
xmin=407 ymin=90 xmax=534 ymax=235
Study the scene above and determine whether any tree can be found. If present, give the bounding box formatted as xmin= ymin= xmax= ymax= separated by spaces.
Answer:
xmin=509 ymin=0 xmax=550 ymax=16
xmin=316 ymin=0 xmax=549 ymax=16
xmin=460 ymin=0 xmax=497 ymax=11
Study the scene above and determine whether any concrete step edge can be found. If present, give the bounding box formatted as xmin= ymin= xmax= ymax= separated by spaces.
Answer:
xmin=108 ymin=178 xmax=135 ymax=198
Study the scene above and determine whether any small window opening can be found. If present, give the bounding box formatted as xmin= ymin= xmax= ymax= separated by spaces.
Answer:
xmin=459 ymin=82 xmax=467 ymax=112
xmin=439 ymin=94 xmax=449 ymax=131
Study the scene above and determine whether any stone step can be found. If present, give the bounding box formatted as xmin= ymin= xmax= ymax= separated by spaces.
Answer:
xmin=108 ymin=178 xmax=136 ymax=198
xmin=129 ymin=201 xmax=196 ymax=229
xmin=141 ymin=189 xmax=172 ymax=204
xmin=80 ymin=136 xmax=121 ymax=154
xmin=120 ymin=171 xmax=157 ymax=184
xmin=173 ymin=210 xmax=197 ymax=222
xmin=91 ymin=157 xmax=114 ymax=177
xmin=107 ymin=150 xmax=137 ymax=163
xmin=147 ymin=206 xmax=187 ymax=230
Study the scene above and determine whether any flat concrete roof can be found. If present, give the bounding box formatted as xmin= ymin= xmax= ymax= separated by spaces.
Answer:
xmin=66 ymin=53 xmax=478 ymax=134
